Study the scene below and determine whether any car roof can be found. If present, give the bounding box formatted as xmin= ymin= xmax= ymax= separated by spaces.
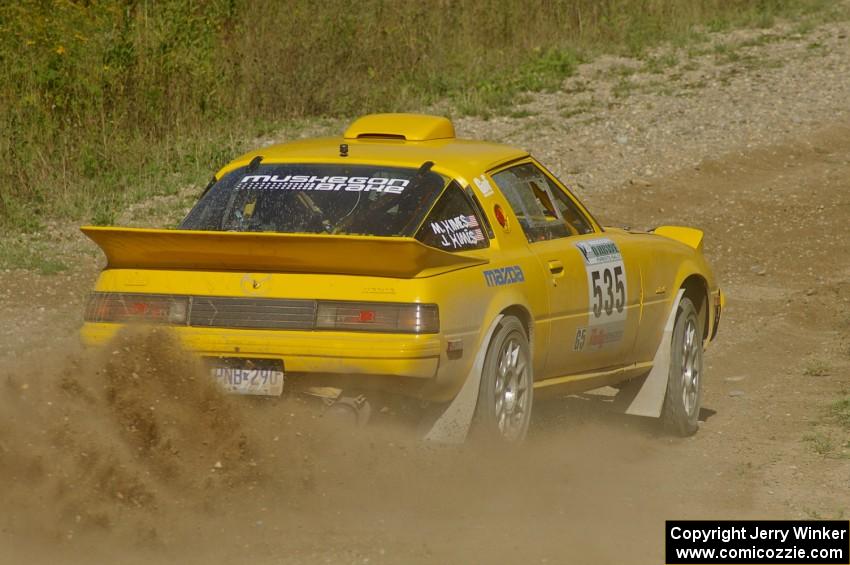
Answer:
xmin=215 ymin=113 xmax=529 ymax=181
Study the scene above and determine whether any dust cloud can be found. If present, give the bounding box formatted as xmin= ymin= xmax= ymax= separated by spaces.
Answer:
xmin=0 ymin=328 xmax=702 ymax=564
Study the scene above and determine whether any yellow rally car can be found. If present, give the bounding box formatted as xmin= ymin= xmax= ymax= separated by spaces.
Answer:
xmin=81 ymin=113 xmax=723 ymax=442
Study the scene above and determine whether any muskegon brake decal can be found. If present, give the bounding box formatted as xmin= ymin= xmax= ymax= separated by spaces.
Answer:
xmin=574 ymin=238 xmax=627 ymax=351
xmin=430 ymin=214 xmax=485 ymax=250
xmin=237 ymin=175 xmax=410 ymax=194
xmin=483 ymin=265 xmax=524 ymax=287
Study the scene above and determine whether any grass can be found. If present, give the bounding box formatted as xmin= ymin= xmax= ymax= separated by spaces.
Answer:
xmin=560 ymin=107 xmax=589 ymax=119
xmin=803 ymin=508 xmax=826 ymax=520
xmin=734 ymin=461 xmax=755 ymax=477
xmin=739 ymin=33 xmax=785 ymax=47
xmin=558 ymin=98 xmax=597 ymax=119
xmin=803 ymin=358 xmax=832 ymax=376
xmin=802 ymin=394 xmax=850 ymax=458
xmin=803 ymin=432 xmax=834 ymax=456
xmin=612 ymin=77 xmax=638 ymax=99
xmin=610 ymin=64 xmax=639 ymax=77
xmin=509 ymin=109 xmax=539 ymax=119
xmin=643 ymin=53 xmax=680 ymax=74
xmin=803 ymin=508 xmax=846 ymax=520
xmin=0 ymin=240 xmax=67 ymax=275
xmin=832 ymin=397 xmax=850 ymax=430
xmin=559 ymin=108 xmax=586 ymax=119
xmin=0 ymin=0 xmax=848 ymax=236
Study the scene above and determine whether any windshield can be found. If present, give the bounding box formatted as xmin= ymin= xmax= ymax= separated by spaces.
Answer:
xmin=180 ymin=163 xmax=448 ymax=237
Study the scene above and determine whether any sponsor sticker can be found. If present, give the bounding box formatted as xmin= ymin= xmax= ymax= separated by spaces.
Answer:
xmin=483 ymin=265 xmax=525 ymax=287
xmin=573 ymin=326 xmax=624 ymax=352
xmin=589 ymin=326 xmax=624 ymax=348
xmin=575 ymin=238 xmax=622 ymax=266
xmin=473 ymin=175 xmax=494 ymax=197
xmin=237 ymin=175 xmax=409 ymax=194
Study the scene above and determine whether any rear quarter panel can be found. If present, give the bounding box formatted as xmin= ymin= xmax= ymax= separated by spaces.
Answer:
xmin=407 ymin=247 xmax=549 ymax=401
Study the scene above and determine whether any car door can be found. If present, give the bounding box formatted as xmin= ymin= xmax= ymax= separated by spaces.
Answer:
xmin=489 ymin=161 xmax=642 ymax=378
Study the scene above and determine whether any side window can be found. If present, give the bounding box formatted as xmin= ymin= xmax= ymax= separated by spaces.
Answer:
xmin=491 ymin=163 xmax=593 ymax=242
xmin=549 ymin=183 xmax=594 ymax=236
xmin=416 ymin=183 xmax=488 ymax=252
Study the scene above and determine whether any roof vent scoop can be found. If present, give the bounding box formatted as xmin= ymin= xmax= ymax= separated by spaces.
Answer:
xmin=343 ymin=113 xmax=455 ymax=142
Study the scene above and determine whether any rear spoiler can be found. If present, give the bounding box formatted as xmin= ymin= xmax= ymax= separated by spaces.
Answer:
xmin=652 ymin=226 xmax=704 ymax=252
xmin=81 ymin=226 xmax=487 ymax=278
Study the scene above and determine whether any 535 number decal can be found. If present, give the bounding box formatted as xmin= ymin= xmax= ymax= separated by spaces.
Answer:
xmin=575 ymin=238 xmax=628 ymax=329
xmin=590 ymin=265 xmax=625 ymax=318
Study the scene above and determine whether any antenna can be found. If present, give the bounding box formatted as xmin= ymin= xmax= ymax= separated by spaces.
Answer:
xmin=247 ymin=155 xmax=263 ymax=171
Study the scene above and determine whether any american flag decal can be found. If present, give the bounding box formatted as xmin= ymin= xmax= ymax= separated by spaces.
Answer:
xmin=467 ymin=215 xmax=484 ymax=241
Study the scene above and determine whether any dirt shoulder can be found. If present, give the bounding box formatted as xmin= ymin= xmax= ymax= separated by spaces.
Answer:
xmin=0 ymin=13 xmax=848 ymax=565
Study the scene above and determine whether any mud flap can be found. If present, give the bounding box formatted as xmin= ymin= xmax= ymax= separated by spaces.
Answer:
xmin=423 ymin=314 xmax=504 ymax=444
xmin=623 ymin=289 xmax=685 ymax=418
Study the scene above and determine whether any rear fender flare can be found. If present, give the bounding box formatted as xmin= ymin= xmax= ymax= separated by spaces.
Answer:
xmin=465 ymin=289 xmax=535 ymax=360
xmin=424 ymin=313 xmax=504 ymax=443
xmin=425 ymin=294 xmax=534 ymax=443
xmin=671 ymin=266 xmax=711 ymax=342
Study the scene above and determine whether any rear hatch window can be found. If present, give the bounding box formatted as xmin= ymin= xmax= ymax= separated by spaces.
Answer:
xmin=181 ymin=163 xmax=447 ymax=237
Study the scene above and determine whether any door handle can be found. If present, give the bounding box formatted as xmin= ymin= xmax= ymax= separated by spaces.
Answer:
xmin=548 ymin=260 xmax=564 ymax=276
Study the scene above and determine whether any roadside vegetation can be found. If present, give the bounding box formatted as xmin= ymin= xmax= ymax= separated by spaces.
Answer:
xmin=803 ymin=391 xmax=850 ymax=459
xmin=0 ymin=0 xmax=846 ymax=236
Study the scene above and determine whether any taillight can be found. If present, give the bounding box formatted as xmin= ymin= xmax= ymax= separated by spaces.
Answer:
xmin=85 ymin=293 xmax=189 ymax=324
xmin=84 ymin=293 xmax=438 ymax=334
xmin=316 ymin=302 xmax=439 ymax=334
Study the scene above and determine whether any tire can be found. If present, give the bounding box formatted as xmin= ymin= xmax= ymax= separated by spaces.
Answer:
xmin=660 ymin=296 xmax=703 ymax=436
xmin=474 ymin=316 xmax=533 ymax=442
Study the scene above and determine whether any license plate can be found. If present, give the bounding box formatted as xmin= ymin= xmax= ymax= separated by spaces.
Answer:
xmin=210 ymin=361 xmax=284 ymax=396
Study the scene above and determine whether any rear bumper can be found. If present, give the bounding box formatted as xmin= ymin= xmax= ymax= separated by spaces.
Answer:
xmin=81 ymin=322 xmax=441 ymax=380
